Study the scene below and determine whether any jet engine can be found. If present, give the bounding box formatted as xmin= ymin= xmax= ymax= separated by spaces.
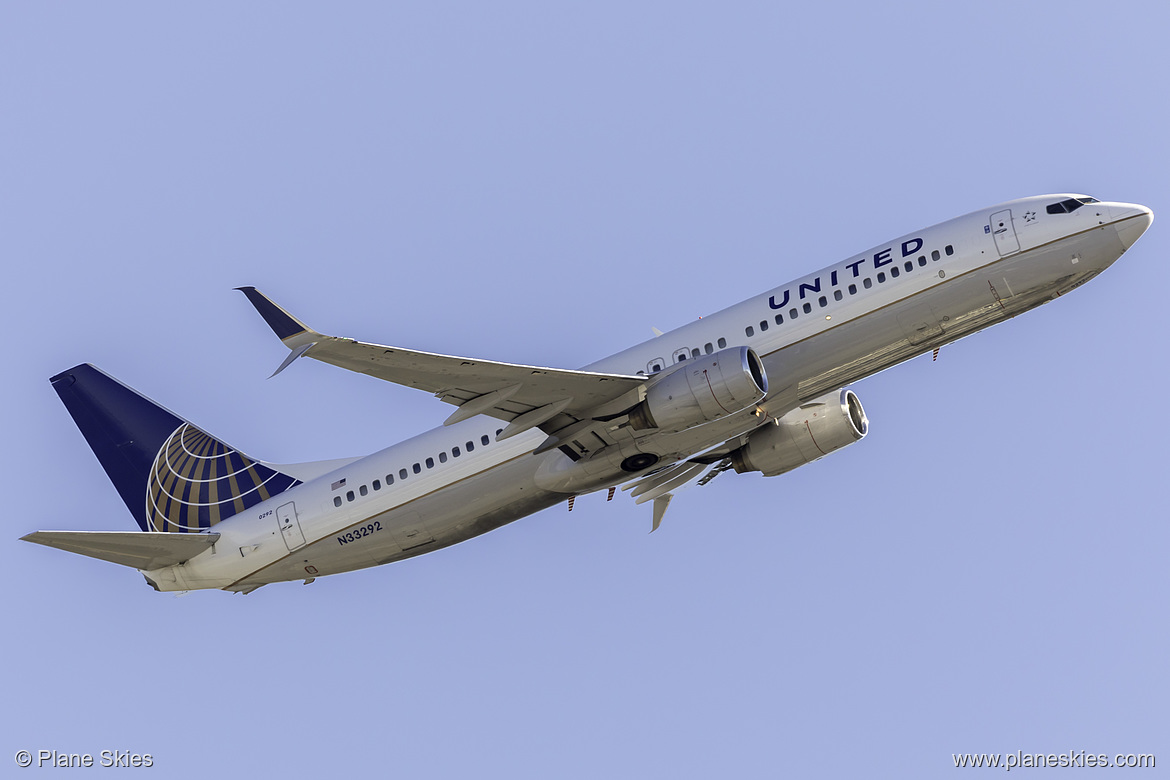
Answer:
xmin=627 ymin=346 xmax=768 ymax=433
xmin=730 ymin=389 xmax=868 ymax=476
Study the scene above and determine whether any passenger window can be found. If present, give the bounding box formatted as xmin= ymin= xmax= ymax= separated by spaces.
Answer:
xmin=334 ymin=496 xmax=342 ymax=508
xmin=890 ymin=267 xmax=899 ymax=278
xmin=453 ymin=447 xmax=461 ymax=457
xmin=718 ymin=337 xmax=727 ymax=348
xmin=346 ymin=490 xmax=355 ymax=502
xmin=945 ymin=245 xmax=954 ymax=256
xmin=439 ymin=452 xmax=447 ymax=463
xmin=426 ymin=457 xmax=434 ymax=469
xmin=372 ymin=479 xmax=381 ymax=491
xmin=774 ymin=314 xmax=783 ymax=325
xmin=904 ymin=261 xmax=913 ymax=272
xmin=691 ymin=348 xmax=700 ymax=358
xmin=466 ymin=441 xmax=474 ymax=452
xmin=789 ymin=308 xmax=798 ymax=319
xmin=848 ymin=283 xmax=857 ymax=295
xmin=387 ymin=474 xmax=394 ymax=485
xmin=818 ymin=295 xmax=827 ymax=307
xmin=413 ymin=463 xmax=421 ymax=474
xmin=481 ymin=435 xmax=490 ymax=446
xmin=834 ymin=290 xmax=843 ymax=301
xmin=918 ymin=256 xmax=926 ymax=267
xmin=802 ymin=302 xmax=812 ymax=314
xmin=877 ymin=272 xmax=886 ymax=283
xmin=496 ymin=429 xmax=503 ymax=436
xmin=704 ymin=342 xmax=714 ymax=354
xmin=399 ymin=468 xmax=408 ymax=480
xmin=759 ymin=320 xmax=768 ymax=331
xmin=745 ymin=326 xmax=754 ymax=337
xmin=863 ymin=278 xmax=873 ymax=289
xmin=932 ymin=250 xmax=940 ymax=261
xmin=359 ymin=485 xmax=368 ymax=497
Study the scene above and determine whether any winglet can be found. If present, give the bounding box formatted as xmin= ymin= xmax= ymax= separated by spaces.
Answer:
xmin=236 ymin=287 xmax=319 ymax=347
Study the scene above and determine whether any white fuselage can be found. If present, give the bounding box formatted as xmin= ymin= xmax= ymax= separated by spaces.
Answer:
xmin=146 ymin=195 xmax=1151 ymax=593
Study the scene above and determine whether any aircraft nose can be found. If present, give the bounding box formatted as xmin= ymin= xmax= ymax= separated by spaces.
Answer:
xmin=1111 ymin=203 xmax=1154 ymax=251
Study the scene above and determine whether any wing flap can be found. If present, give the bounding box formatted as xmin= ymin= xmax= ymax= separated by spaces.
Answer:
xmin=21 ymin=530 xmax=220 ymax=570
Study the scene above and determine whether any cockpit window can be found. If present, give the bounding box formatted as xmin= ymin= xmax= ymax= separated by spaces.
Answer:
xmin=1047 ymin=196 xmax=1100 ymax=215
xmin=1047 ymin=199 xmax=1083 ymax=214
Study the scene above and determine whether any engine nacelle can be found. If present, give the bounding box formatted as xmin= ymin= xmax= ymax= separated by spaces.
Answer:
xmin=628 ymin=346 xmax=768 ymax=434
xmin=730 ymin=389 xmax=868 ymax=476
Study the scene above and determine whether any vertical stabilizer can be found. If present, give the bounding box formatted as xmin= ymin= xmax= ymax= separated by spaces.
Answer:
xmin=51 ymin=364 xmax=299 ymax=532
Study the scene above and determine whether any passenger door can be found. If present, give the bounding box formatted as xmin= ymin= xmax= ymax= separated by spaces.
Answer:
xmin=277 ymin=502 xmax=306 ymax=551
xmin=990 ymin=209 xmax=1020 ymax=256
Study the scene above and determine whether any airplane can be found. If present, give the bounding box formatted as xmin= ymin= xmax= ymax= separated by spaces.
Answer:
xmin=22 ymin=194 xmax=1153 ymax=594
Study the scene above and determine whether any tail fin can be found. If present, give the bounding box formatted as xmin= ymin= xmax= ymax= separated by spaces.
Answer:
xmin=51 ymin=364 xmax=300 ymax=533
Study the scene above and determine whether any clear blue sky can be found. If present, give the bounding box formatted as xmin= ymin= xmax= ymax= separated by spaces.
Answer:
xmin=3 ymin=3 xmax=1166 ymax=777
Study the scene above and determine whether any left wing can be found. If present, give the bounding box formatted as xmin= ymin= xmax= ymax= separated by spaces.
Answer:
xmin=237 ymin=287 xmax=647 ymax=440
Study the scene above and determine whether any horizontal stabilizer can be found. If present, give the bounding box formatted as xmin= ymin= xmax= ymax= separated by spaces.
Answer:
xmin=21 ymin=530 xmax=220 ymax=570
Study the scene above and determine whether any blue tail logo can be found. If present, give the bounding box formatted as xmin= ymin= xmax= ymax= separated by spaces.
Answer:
xmin=52 ymin=364 xmax=299 ymax=533
xmin=145 ymin=422 xmax=299 ymax=532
